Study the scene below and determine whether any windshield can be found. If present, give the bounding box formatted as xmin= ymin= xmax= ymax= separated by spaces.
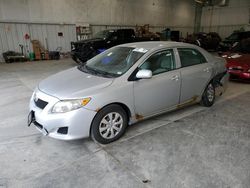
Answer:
xmin=227 ymin=33 xmax=238 ymax=41
xmin=79 ymin=47 xmax=146 ymax=77
xmin=231 ymin=38 xmax=250 ymax=54
xmin=93 ymin=30 xmax=113 ymax=39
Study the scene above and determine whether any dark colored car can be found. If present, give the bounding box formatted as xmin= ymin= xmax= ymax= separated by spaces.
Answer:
xmin=71 ymin=29 xmax=160 ymax=64
xmin=186 ymin=32 xmax=221 ymax=51
xmin=2 ymin=51 xmax=27 ymax=63
xmin=219 ymin=31 xmax=250 ymax=51
xmin=222 ymin=38 xmax=250 ymax=80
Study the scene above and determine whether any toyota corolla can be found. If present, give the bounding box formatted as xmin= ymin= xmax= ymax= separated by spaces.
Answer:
xmin=28 ymin=42 xmax=228 ymax=144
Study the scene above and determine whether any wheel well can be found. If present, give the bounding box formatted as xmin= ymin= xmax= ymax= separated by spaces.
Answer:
xmin=89 ymin=102 xmax=132 ymax=137
xmin=104 ymin=102 xmax=131 ymax=119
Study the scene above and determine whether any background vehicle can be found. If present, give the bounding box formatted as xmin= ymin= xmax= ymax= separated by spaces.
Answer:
xmin=2 ymin=51 xmax=27 ymax=63
xmin=71 ymin=29 xmax=160 ymax=64
xmin=219 ymin=31 xmax=250 ymax=51
xmin=222 ymin=38 xmax=250 ymax=80
xmin=186 ymin=32 xmax=221 ymax=51
xmin=29 ymin=42 xmax=228 ymax=144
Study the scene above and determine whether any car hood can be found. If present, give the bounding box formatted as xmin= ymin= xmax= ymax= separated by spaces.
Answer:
xmin=38 ymin=67 xmax=113 ymax=99
xmin=223 ymin=52 xmax=250 ymax=68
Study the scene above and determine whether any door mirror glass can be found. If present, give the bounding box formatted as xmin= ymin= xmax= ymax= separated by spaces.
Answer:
xmin=136 ymin=70 xmax=152 ymax=79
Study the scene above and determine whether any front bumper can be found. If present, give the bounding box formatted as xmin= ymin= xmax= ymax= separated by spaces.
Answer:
xmin=213 ymin=71 xmax=229 ymax=96
xmin=228 ymin=70 xmax=250 ymax=80
xmin=29 ymin=89 xmax=97 ymax=140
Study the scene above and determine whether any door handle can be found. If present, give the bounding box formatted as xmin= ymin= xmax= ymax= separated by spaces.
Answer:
xmin=203 ymin=68 xmax=210 ymax=72
xmin=171 ymin=75 xmax=179 ymax=81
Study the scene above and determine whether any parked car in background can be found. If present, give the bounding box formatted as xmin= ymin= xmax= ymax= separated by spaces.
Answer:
xmin=2 ymin=51 xmax=27 ymax=63
xmin=71 ymin=29 xmax=160 ymax=64
xmin=28 ymin=42 xmax=228 ymax=144
xmin=219 ymin=31 xmax=250 ymax=51
xmin=222 ymin=38 xmax=250 ymax=80
xmin=186 ymin=32 xmax=221 ymax=51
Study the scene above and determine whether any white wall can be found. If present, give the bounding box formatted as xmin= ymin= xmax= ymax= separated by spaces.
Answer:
xmin=0 ymin=23 xmax=76 ymax=54
xmin=201 ymin=0 xmax=250 ymax=38
xmin=0 ymin=0 xmax=196 ymax=62
xmin=0 ymin=0 xmax=195 ymax=27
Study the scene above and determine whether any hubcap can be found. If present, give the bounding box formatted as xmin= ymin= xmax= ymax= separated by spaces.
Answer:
xmin=207 ymin=84 xmax=215 ymax=102
xmin=99 ymin=112 xmax=123 ymax=139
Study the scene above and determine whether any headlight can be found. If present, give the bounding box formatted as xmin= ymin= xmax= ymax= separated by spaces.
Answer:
xmin=31 ymin=90 xmax=37 ymax=101
xmin=51 ymin=98 xmax=91 ymax=113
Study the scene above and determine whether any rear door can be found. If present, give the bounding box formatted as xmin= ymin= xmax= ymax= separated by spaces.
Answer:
xmin=177 ymin=48 xmax=213 ymax=103
xmin=133 ymin=49 xmax=181 ymax=117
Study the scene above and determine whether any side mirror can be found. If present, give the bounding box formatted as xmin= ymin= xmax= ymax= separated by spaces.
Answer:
xmin=136 ymin=70 xmax=152 ymax=79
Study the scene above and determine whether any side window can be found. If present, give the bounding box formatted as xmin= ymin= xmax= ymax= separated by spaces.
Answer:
xmin=116 ymin=30 xmax=124 ymax=40
xmin=124 ymin=30 xmax=135 ymax=38
xmin=178 ymin=48 xmax=207 ymax=68
xmin=139 ymin=49 xmax=176 ymax=76
xmin=110 ymin=32 xmax=118 ymax=40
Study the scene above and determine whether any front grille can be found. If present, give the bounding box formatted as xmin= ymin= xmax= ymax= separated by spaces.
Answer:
xmin=232 ymin=68 xmax=243 ymax=71
xmin=34 ymin=98 xmax=48 ymax=109
xmin=57 ymin=127 xmax=68 ymax=135
xmin=229 ymin=67 xmax=243 ymax=71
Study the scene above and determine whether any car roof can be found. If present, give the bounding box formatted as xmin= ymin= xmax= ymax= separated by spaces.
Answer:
xmin=118 ymin=41 xmax=198 ymax=51
xmin=105 ymin=29 xmax=133 ymax=32
xmin=231 ymin=31 xmax=250 ymax=35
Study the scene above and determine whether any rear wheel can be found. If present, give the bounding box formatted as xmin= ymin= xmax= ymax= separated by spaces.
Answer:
xmin=201 ymin=83 xmax=215 ymax=107
xmin=91 ymin=104 xmax=128 ymax=144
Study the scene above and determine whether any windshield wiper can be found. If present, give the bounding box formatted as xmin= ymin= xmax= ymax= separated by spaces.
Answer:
xmin=78 ymin=64 xmax=117 ymax=78
xmin=85 ymin=66 xmax=115 ymax=78
xmin=94 ymin=69 xmax=118 ymax=78
xmin=77 ymin=64 xmax=89 ymax=73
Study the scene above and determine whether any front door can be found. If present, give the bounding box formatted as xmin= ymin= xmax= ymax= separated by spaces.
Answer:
xmin=133 ymin=49 xmax=181 ymax=117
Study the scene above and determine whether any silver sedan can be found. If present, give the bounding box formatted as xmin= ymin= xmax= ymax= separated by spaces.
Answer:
xmin=28 ymin=42 xmax=228 ymax=144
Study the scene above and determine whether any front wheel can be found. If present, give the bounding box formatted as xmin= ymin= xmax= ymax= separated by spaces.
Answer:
xmin=201 ymin=83 xmax=215 ymax=107
xmin=91 ymin=104 xmax=128 ymax=144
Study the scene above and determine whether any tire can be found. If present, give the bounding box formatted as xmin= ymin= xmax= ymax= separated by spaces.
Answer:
xmin=91 ymin=104 xmax=128 ymax=144
xmin=201 ymin=82 xmax=215 ymax=107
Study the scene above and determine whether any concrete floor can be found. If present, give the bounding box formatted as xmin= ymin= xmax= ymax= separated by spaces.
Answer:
xmin=0 ymin=59 xmax=249 ymax=188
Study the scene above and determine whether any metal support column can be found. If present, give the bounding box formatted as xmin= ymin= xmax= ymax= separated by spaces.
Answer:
xmin=194 ymin=2 xmax=203 ymax=33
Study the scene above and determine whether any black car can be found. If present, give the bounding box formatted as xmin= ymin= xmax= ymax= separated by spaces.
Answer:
xmin=186 ymin=32 xmax=221 ymax=51
xmin=71 ymin=29 xmax=160 ymax=64
xmin=219 ymin=31 xmax=250 ymax=51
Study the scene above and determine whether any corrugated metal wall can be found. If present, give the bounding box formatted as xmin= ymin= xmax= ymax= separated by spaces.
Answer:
xmin=91 ymin=25 xmax=193 ymax=39
xmin=0 ymin=22 xmax=76 ymax=62
xmin=0 ymin=23 xmax=194 ymax=62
